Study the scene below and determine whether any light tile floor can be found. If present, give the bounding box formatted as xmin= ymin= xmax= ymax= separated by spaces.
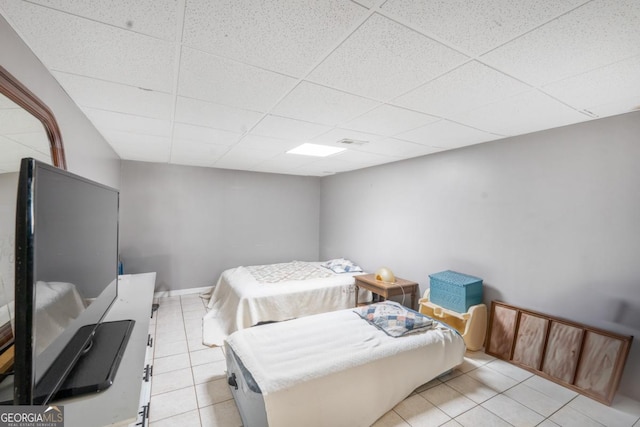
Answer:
xmin=148 ymin=294 xmax=640 ymax=427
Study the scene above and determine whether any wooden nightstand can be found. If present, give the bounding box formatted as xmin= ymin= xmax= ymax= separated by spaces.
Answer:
xmin=354 ymin=274 xmax=419 ymax=310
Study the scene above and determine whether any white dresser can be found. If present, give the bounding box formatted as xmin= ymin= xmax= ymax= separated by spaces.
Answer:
xmin=56 ymin=272 xmax=156 ymax=427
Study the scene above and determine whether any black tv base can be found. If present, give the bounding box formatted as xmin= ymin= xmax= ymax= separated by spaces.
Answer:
xmin=54 ymin=320 xmax=135 ymax=400
xmin=46 ymin=320 xmax=135 ymax=402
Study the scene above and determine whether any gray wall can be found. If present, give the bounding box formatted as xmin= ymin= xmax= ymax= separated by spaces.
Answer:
xmin=320 ymin=110 xmax=640 ymax=401
xmin=119 ymin=161 xmax=321 ymax=292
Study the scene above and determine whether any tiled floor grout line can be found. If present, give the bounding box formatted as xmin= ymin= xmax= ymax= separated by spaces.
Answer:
xmin=180 ymin=296 xmax=205 ymax=427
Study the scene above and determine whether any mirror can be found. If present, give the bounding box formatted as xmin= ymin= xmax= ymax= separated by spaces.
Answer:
xmin=0 ymin=65 xmax=66 ymax=373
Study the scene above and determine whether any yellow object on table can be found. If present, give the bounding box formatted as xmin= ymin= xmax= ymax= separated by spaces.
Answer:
xmin=419 ymin=289 xmax=487 ymax=351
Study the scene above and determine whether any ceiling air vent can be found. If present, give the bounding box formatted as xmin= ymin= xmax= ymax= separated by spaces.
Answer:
xmin=338 ymin=138 xmax=368 ymax=146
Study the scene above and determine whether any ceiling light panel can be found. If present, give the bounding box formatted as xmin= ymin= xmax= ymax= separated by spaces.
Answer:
xmin=181 ymin=0 xmax=368 ymax=76
xmin=178 ymin=47 xmax=298 ymax=112
xmin=380 ymin=0 xmax=589 ymax=55
xmin=271 ymin=82 xmax=379 ymax=126
xmin=480 ymin=0 xmax=640 ymax=86
xmin=308 ymin=13 xmax=469 ymax=101
xmin=287 ymin=143 xmax=346 ymax=157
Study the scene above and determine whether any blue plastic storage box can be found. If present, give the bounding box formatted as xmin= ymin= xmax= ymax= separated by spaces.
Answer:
xmin=429 ymin=270 xmax=483 ymax=313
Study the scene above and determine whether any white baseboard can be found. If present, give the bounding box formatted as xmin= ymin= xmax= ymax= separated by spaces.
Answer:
xmin=153 ymin=285 xmax=213 ymax=299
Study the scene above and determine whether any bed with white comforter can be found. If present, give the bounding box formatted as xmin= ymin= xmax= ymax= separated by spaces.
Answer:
xmin=225 ymin=301 xmax=466 ymax=427
xmin=202 ymin=260 xmax=370 ymax=346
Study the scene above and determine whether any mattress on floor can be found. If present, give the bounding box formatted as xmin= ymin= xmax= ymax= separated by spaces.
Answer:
xmin=225 ymin=304 xmax=466 ymax=427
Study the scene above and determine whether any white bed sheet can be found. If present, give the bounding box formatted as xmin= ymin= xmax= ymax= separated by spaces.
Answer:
xmin=226 ymin=307 xmax=466 ymax=427
xmin=202 ymin=261 xmax=369 ymax=346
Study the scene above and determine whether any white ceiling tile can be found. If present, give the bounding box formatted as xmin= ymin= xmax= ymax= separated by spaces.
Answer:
xmin=3 ymin=131 xmax=51 ymax=154
xmin=335 ymin=149 xmax=393 ymax=166
xmin=271 ymin=82 xmax=379 ymax=126
xmin=0 ymin=1 xmax=175 ymax=91
xmin=0 ymin=136 xmax=51 ymax=173
xmin=53 ymin=72 xmax=173 ymax=120
xmin=451 ymin=90 xmax=590 ymax=136
xmin=250 ymin=115 xmax=332 ymax=141
xmin=26 ymin=0 xmax=180 ymax=40
xmin=380 ymin=0 xmax=589 ymax=55
xmin=170 ymin=140 xmax=229 ymax=166
xmin=182 ymin=0 xmax=367 ymax=76
xmin=398 ymin=119 xmax=504 ymax=148
xmin=308 ymin=13 xmax=468 ymax=101
xmin=251 ymin=153 xmax=319 ymax=175
xmin=0 ymin=95 xmax=18 ymax=108
xmin=342 ymin=104 xmax=439 ymax=136
xmin=103 ymin=130 xmax=171 ymax=162
xmin=0 ymin=106 xmax=47 ymax=135
xmin=84 ymin=108 xmax=172 ymax=136
xmin=582 ymin=97 xmax=640 ymax=120
xmin=178 ymin=47 xmax=297 ymax=112
xmin=291 ymin=158 xmax=361 ymax=176
xmin=173 ymin=123 xmax=242 ymax=146
xmin=542 ymin=55 xmax=640 ymax=117
xmin=393 ymin=61 xmax=531 ymax=118
xmin=357 ymin=137 xmax=442 ymax=158
xmin=3 ymin=0 xmax=639 ymax=176
xmin=481 ymin=0 xmax=640 ymax=86
xmin=353 ymin=0 xmax=377 ymax=7
xmin=213 ymin=146 xmax=280 ymax=171
xmin=235 ymin=134 xmax=299 ymax=153
xmin=174 ymin=97 xmax=263 ymax=134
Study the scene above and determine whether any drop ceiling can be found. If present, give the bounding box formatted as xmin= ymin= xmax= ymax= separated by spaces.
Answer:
xmin=1 ymin=0 xmax=639 ymax=176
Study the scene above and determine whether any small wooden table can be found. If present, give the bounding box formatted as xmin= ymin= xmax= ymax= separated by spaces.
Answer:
xmin=354 ymin=274 xmax=419 ymax=310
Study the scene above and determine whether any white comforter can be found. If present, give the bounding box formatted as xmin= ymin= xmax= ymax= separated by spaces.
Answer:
xmin=202 ymin=261 xmax=369 ymax=346
xmin=226 ymin=307 xmax=466 ymax=427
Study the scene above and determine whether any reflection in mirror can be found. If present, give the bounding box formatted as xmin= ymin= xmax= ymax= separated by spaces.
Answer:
xmin=0 ymin=93 xmax=52 ymax=172
xmin=0 ymin=65 xmax=66 ymax=390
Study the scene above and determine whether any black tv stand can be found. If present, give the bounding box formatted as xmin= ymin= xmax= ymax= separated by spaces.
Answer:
xmin=52 ymin=320 xmax=135 ymax=401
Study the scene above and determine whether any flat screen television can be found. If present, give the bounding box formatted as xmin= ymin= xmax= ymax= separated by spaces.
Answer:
xmin=7 ymin=158 xmax=133 ymax=405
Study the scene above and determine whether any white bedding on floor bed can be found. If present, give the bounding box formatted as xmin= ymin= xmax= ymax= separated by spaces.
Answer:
xmin=226 ymin=306 xmax=466 ymax=427
xmin=202 ymin=261 xmax=369 ymax=346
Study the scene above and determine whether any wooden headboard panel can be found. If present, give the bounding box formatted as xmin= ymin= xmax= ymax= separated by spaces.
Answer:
xmin=486 ymin=301 xmax=633 ymax=405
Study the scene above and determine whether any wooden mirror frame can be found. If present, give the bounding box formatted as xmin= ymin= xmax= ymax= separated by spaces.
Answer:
xmin=0 ymin=64 xmax=66 ymax=169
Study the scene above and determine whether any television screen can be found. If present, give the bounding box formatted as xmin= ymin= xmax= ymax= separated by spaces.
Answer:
xmin=11 ymin=158 xmax=121 ymax=404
